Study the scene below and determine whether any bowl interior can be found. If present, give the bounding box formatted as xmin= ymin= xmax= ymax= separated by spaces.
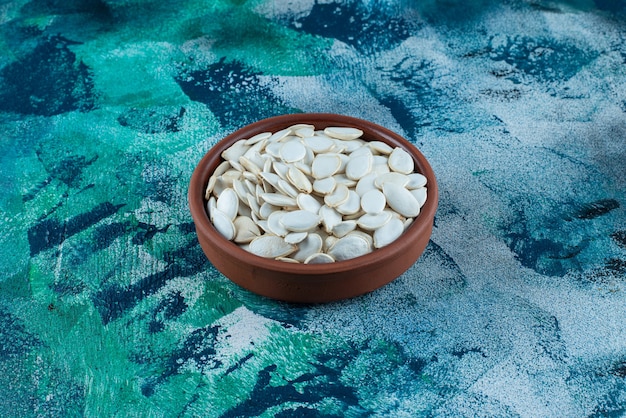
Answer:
xmin=189 ymin=113 xmax=438 ymax=277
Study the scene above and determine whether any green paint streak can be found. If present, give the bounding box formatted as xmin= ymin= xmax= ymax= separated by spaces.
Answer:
xmin=79 ymin=41 xmax=188 ymax=108
xmin=204 ymin=7 xmax=334 ymax=76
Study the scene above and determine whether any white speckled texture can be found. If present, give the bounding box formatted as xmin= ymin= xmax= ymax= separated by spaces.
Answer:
xmin=1 ymin=0 xmax=625 ymax=416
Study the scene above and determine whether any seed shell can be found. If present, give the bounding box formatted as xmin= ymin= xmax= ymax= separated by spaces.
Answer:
xmin=328 ymin=234 xmax=371 ymax=261
xmin=382 ymin=183 xmax=420 ymax=218
xmin=311 ymin=153 xmax=343 ymax=179
xmin=291 ymin=233 xmax=323 ymax=262
xmin=304 ymin=253 xmax=335 ymax=264
xmin=345 ymin=150 xmax=373 ymax=180
xmin=360 ymin=189 xmax=386 ymax=214
xmin=388 ymin=147 xmax=414 ymax=174
xmin=248 ymin=235 xmax=296 ymax=258
xmin=374 ymin=218 xmax=405 ymax=248
xmin=357 ymin=212 xmax=392 ymax=231
xmin=324 ymin=126 xmax=364 ymax=140
xmin=211 ymin=209 xmax=236 ymax=241
xmin=280 ymin=140 xmax=307 ymax=163
xmin=216 ymin=188 xmax=239 ymax=220
xmin=233 ymin=216 xmax=261 ymax=244
xmin=280 ymin=210 xmax=320 ymax=232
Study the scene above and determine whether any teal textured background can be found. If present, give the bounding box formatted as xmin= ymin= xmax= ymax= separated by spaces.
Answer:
xmin=1 ymin=1 xmax=625 ymax=416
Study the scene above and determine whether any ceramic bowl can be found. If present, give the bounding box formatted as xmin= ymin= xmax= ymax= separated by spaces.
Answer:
xmin=188 ymin=113 xmax=438 ymax=303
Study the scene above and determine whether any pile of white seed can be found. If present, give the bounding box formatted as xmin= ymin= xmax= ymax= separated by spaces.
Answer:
xmin=205 ymin=124 xmax=427 ymax=263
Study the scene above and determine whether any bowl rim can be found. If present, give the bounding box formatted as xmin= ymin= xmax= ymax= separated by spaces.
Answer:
xmin=188 ymin=113 xmax=438 ymax=278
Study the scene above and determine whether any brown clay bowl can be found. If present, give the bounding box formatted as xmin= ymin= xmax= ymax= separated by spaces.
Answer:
xmin=188 ymin=113 xmax=438 ymax=303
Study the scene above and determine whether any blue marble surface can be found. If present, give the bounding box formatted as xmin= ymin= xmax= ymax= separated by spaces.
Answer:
xmin=1 ymin=0 xmax=625 ymax=416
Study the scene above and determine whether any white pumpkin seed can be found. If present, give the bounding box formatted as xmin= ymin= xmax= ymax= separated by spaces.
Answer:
xmin=243 ymin=148 xmax=265 ymax=169
xmin=267 ymin=210 xmax=289 ymax=236
xmin=272 ymin=161 xmax=289 ymax=179
xmin=216 ymin=188 xmax=239 ymax=220
xmin=211 ymin=209 xmax=236 ymax=241
xmin=311 ymin=153 xmax=342 ymax=179
xmin=382 ymin=183 xmax=420 ymax=218
xmin=205 ymin=175 xmax=217 ymax=199
xmin=313 ymin=177 xmax=336 ymax=195
xmin=239 ymin=155 xmax=262 ymax=176
xmin=336 ymin=190 xmax=361 ymax=215
xmin=211 ymin=177 xmax=227 ymax=199
xmin=265 ymin=141 xmax=282 ymax=158
xmin=357 ymin=211 xmax=392 ymax=231
xmin=295 ymin=126 xmax=315 ymax=138
xmin=276 ymin=179 xmax=299 ymax=199
xmin=237 ymin=203 xmax=253 ymax=218
xmin=338 ymin=153 xmax=350 ymax=172
xmin=304 ymin=253 xmax=335 ymax=264
xmin=342 ymin=209 xmax=365 ymax=220
xmin=233 ymin=216 xmax=261 ymax=243
xmin=369 ymin=140 xmax=393 ymax=155
xmin=331 ymin=220 xmax=357 ymax=237
xmin=331 ymin=139 xmax=347 ymax=153
xmin=343 ymin=139 xmax=366 ymax=153
xmin=328 ymin=234 xmax=371 ymax=260
xmin=388 ymin=147 xmax=414 ymax=174
xmin=258 ymin=192 xmax=295 ymax=208
xmin=355 ymin=172 xmax=378 ymax=196
xmin=333 ymin=174 xmax=357 ymax=188
xmin=360 ymin=189 xmax=386 ymax=214
xmin=374 ymin=218 xmax=405 ymax=248
xmin=287 ymin=165 xmax=313 ymax=193
xmin=288 ymin=123 xmax=315 ymax=132
xmin=345 ymin=149 xmax=373 ymax=180
xmin=259 ymin=201 xmax=279 ymax=219
xmin=276 ymin=257 xmax=300 ymax=263
xmin=291 ymin=233 xmax=323 ymax=262
xmin=248 ymin=235 xmax=296 ymax=258
xmin=319 ymin=205 xmax=342 ymax=233
xmin=280 ymin=210 xmax=320 ymax=232
xmin=374 ymin=172 xmax=410 ymax=189
xmin=206 ymin=195 xmax=217 ymax=214
xmin=297 ymin=193 xmax=322 ymax=214
xmin=256 ymin=219 xmax=271 ymax=234
xmin=254 ymin=184 xmax=265 ymax=205
xmin=324 ymin=183 xmax=349 ymax=207
xmin=411 ymin=187 xmax=427 ymax=207
xmin=242 ymin=170 xmax=258 ymax=183
xmin=260 ymin=171 xmax=281 ymax=190
xmin=407 ymin=173 xmax=427 ymax=189
xmin=267 ymin=127 xmax=291 ymax=143
xmin=324 ymin=235 xmax=338 ymax=252
xmin=246 ymin=193 xmax=260 ymax=217
xmin=280 ymin=139 xmax=307 ymax=163
xmin=324 ymin=126 xmax=364 ymax=140
xmin=285 ymin=231 xmax=308 ymax=244
xmin=372 ymin=162 xmax=390 ymax=175
xmin=302 ymin=135 xmax=335 ymax=153
xmin=232 ymin=179 xmax=249 ymax=203
xmin=348 ymin=230 xmax=374 ymax=247
xmin=213 ymin=160 xmax=232 ymax=177
xmin=245 ymin=131 xmax=272 ymax=145
xmin=294 ymin=161 xmax=312 ymax=176
xmin=221 ymin=169 xmax=242 ymax=186
xmin=221 ymin=140 xmax=249 ymax=163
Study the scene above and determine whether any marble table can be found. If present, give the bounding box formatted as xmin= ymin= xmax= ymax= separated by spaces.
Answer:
xmin=1 ymin=1 xmax=625 ymax=416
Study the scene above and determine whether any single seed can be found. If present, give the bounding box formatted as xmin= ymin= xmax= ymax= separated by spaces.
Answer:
xmin=324 ymin=126 xmax=364 ymax=140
